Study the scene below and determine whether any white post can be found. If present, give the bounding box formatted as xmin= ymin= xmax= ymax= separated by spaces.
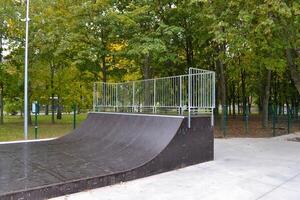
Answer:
xmin=153 ymin=80 xmax=156 ymax=113
xmin=212 ymin=72 xmax=216 ymax=109
xmin=188 ymin=69 xmax=191 ymax=128
xmin=24 ymin=0 xmax=30 ymax=140
xmin=179 ymin=76 xmax=182 ymax=115
xmin=116 ymin=84 xmax=118 ymax=112
xmin=212 ymin=72 xmax=216 ymax=127
xmin=211 ymin=108 xmax=214 ymax=127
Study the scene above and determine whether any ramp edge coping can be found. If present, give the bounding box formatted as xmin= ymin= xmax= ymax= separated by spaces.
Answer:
xmin=89 ymin=112 xmax=185 ymax=118
xmin=0 ymin=138 xmax=57 ymax=145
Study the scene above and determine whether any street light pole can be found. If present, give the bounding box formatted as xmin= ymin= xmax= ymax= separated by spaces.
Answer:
xmin=24 ymin=0 xmax=30 ymax=140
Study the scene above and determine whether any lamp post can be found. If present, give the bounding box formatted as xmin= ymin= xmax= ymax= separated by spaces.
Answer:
xmin=24 ymin=0 xmax=30 ymax=140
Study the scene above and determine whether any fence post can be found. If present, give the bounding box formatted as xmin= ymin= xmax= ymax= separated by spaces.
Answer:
xmin=35 ymin=110 xmax=38 ymax=139
xmin=296 ymin=105 xmax=299 ymax=120
xmin=244 ymin=104 xmax=249 ymax=135
xmin=272 ymin=105 xmax=276 ymax=137
xmin=222 ymin=105 xmax=228 ymax=137
xmin=33 ymin=101 xmax=39 ymax=139
xmin=288 ymin=106 xmax=291 ymax=134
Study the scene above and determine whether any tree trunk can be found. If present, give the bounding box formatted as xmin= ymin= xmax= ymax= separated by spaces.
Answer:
xmin=279 ymin=102 xmax=283 ymax=115
xmin=143 ymin=53 xmax=152 ymax=108
xmin=216 ymin=58 xmax=226 ymax=117
xmin=273 ymin=74 xmax=278 ymax=113
xmin=28 ymin=100 xmax=32 ymax=126
xmin=57 ymin=96 xmax=62 ymax=120
xmin=248 ymin=97 xmax=252 ymax=114
xmin=26 ymin=82 xmax=32 ymax=126
xmin=262 ymin=70 xmax=272 ymax=128
xmin=142 ymin=53 xmax=151 ymax=79
xmin=45 ymin=104 xmax=49 ymax=115
xmin=185 ymin=33 xmax=193 ymax=68
xmin=241 ymin=69 xmax=247 ymax=119
xmin=231 ymin=84 xmax=236 ymax=117
xmin=51 ymin=94 xmax=55 ymax=123
xmin=237 ymin=91 xmax=240 ymax=115
xmin=286 ymin=48 xmax=300 ymax=94
xmin=215 ymin=85 xmax=219 ymax=115
xmin=228 ymin=99 xmax=232 ymax=115
xmin=232 ymin=99 xmax=236 ymax=117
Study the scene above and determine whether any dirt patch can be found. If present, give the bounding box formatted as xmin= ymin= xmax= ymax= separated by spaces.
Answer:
xmin=214 ymin=115 xmax=300 ymax=138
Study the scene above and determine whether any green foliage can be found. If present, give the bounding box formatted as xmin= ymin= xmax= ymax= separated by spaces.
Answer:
xmin=0 ymin=0 xmax=299 ymax=116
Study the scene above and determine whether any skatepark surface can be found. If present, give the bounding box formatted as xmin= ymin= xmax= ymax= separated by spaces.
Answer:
xmin=53 ymin=133 xmax=300 ymax=200
xmin=0 ymin=112 xmax=213 ymax=199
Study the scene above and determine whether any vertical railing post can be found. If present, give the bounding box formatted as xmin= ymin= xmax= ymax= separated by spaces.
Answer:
xmin=102 ymin=83 xmax=106 ymax=112
xmin=34 ymin=101 xmax=39 ymax=139
xmin=212 ymin=72 xmax=216 ymax=127
xmin=91 ymin=68 xmax=215 ymax=119
xmin=116 ymin=84 xmax=118 ymax=112
xmin=132 ymin=82 xmax=135 ymax=112
xmin=93 ymin=83 xmax=96 ymax=112
xmin=288 ymin=106 xmax=291 ymax=134
xmin=153 ymin=80 xmax=156 ymax=113
xmin=188 ymin=69 xmax=191 ymax=128
xmin=211 ymin=108 xmax=214 ymax=127
xmin=212 ymin=72 xmax=215 ymax=109
xmin=179 ymin=76 xmax=182 ymax=115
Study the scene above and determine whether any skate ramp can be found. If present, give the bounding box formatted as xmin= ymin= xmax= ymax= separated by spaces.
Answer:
xmin=0 ymin=113 xmax=213 ymax=199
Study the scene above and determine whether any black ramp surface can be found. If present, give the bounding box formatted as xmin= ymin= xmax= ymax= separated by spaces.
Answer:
xmin=0 ymin=113 xmax=213 ymax=199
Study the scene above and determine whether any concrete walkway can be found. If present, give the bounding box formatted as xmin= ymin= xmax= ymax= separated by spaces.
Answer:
xmin=53 ymin=133 xmax=300 ymax=200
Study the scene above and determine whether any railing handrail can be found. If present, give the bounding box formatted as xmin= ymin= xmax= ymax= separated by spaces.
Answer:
xmin=93 ymin=67 xmax=216 ymax=128
xmin=94 ymin=68 xmax=215 ymax=85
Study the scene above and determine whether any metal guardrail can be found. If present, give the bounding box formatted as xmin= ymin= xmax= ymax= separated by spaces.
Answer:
xmin=93 ymin=68 xmax=215 ymax=127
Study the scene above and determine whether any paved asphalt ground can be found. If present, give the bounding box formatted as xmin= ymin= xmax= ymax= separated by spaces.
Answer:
xmin=53 ymin=133 xmax=300 ymax=200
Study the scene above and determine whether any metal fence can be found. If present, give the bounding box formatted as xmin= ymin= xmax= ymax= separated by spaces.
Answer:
xmin=93 ymin=68 xmax=215 ymax=127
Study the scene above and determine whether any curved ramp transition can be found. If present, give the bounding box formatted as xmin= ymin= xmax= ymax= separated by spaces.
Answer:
xmin=0 ymin=113 xmax=213 ymax=199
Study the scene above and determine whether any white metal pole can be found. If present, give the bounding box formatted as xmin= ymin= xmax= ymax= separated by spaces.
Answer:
xmin=179 ymin=76 xmax=182 ymax=115
xmin=188 ymin=69 xmax=191 ymax=128
xmin=211 ymin=108 xmax=214 ymax=127
xmin=153 ymin=80 xmax=156 ymax=113
xmin=24 ymin=0 xmax=30 ymax=140
xmin=212 ymin=72 xmax=216 ymax=127
xmin=116 ymin=84 xmax=118 ymax=112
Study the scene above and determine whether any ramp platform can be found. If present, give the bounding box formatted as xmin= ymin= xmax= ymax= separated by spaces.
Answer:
xmin=0 ymin=113 xmax=213 ymax=199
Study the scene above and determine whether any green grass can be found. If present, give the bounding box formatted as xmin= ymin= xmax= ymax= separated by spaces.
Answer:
xmin=0 ymin=113 xmax=88 ymax=142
